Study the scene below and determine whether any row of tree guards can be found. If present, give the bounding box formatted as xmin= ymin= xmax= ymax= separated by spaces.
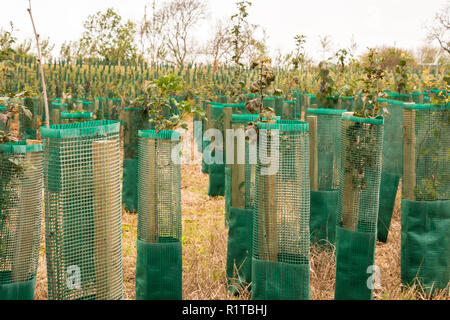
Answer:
xmin=0 ymin=89 xmax=447 ymax=300
xmin=198 ymin=92 xmax=448 ymax=299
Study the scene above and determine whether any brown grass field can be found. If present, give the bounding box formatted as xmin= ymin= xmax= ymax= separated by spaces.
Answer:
xmin=33 ymin=115 xmax=449 ymax=300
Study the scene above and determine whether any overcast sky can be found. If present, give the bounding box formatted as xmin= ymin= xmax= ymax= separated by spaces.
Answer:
xmin=1 ymin=0 xmax=446 ymax=60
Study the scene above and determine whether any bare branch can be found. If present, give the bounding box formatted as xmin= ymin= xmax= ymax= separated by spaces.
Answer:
xmin=27 ymin=0 xmax=49 ymax=128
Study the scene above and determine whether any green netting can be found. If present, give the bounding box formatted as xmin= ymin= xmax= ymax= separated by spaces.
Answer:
xmin=225 ymin=114 xmax=259 ymax=293
xmin=375 ymin=99 xmax=409 ymax=242
xmin=60 ymin=112 xmax=93 ymax=124
xmin=293 ymin=92 xmax=303 ymax=120
xmin=193 ymin=97 xmax=205 ymax=153
xmin=401 ymin=104 xmax=449 ymax=293
xmin=135 ymin=239 xmax=182 ymax=300
xmin=104 ymin=98 xmax=122 ymax=121
xmin=50 ymin=102 xmax=68 ymax=125
xmin=225 ymin=167 xmax=232 ymax=224
xmin=335 ymin=113 xmax=384 ymax=300
xmin=136 ymin=130 xmax=182 ymax=300
xmin=0 ymin=106 xmax=5 ymax=133
xmin=0 ymin=141 xmax=43 ymax=300
xmin=274 ymin=97 xmax=283 ymax=117
xmin=42 ymin=121 xmax=123 ymax=300
xmin=205 ymin=103 xmax=250 ymax=197
xmin=20 ymin=98 xmax=39 ymax=140
xmin=310 ymin=191 xmax=338 ymax=244
xmin=202 ymin=140 xmax=210 ymax=174
xmin=334 ymin=227 xmax=376 ymax=300
xmin=385 ymin=90 xmax=412 ymax=102
xmin=401 ymin=200 xmax=450 ymax=292
xmin=122 ymin=108 xmax=151 ymax=212
xmin=377 ymin=172 xmax=400 ymax=242
xmin=227 ymin=207 xmax=253 ymax=294
xmin=411 ymin=92 xmax=430 ymax=104
xmin=252 ymin=120 xmax=310 ymax=300
xmin=279 ymin=101 xmax=298 ymax=120
xmin=306 ymin=108 xmax=346 ymax=244
xmin=208 ymin=150 xmax=225 ymax=196
xmin=402 ymin=104 xmax=449 ymax=201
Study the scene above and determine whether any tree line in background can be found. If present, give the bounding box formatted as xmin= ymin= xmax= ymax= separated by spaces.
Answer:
xmin=0 ymin=0 xmax=449 ymax=70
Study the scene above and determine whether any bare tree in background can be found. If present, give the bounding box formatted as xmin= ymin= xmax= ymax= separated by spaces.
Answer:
xmin=416 ymin=45 xmax=441 ymax=65
xmin=206 ymin=19 xmax=232 ymax=72
xmin=161 ymin=0 xmax=208 ymax=67
xmin=319 ymin=34 xmax=333 ymax=61
xmin=428 ymin=2 xmax=450 ymax=55
xmin=241 ymin=24 xmax=267 ymax=63
xmin=138 ymin=1 xmax=168 ymax=65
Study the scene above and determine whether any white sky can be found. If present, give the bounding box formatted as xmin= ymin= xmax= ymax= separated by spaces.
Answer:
xmin=0 ymin=0 xmax=446 ymax=60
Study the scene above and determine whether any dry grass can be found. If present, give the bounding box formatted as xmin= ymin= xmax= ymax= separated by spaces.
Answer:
xmin=33 ymin=115 xmax=449 ymax=300
xmin=34 ymin=160 xmax=449 ymax=300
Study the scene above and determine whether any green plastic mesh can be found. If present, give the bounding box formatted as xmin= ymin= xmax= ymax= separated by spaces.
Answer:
xmin=336 ymin=114 xmax=384 ymax=233
xmin=402 ymin=104 xmax=449 ymax=202
xmin=307 ymin=109 xmax=346 ymax=191
xmin=294 ymin=92 xmax=303 ymax=120
xmin=0 ymin=106 xmax=5 ymax=133
xmin=21 ymin=98 xmax=39 ymax=140
xmin=400 ymin=104 xmax=449 ymax=292
xmin=42 ymin=120 xmax=123 ymax=300
xmin=60 ymin=112 xmax=93 ymax=124
xmin=94 ymin=98 xmax=105 ymax=120
xmin=102 ymin=98 xmax=122 ymax=121
xmin=137 ymin=130 xmax=182 ymax=243
xmin=225 ymin=114 xmax=259 ymax=293
xmin=206 ymin=103 xmax=249 ymax=197
xmin=334 ymin=113 xmax=384 ymax=300
xmin=193 ymin=96 xmax=205 ymax=153
xmin=136 ymin=130 xmax=182 ymax=300
xmin=411 ymin=92 xmax=430 ymax=104
xmin=252 ymin=120 xmax=310 ymax=300
xmin=401 ymin=200 xmax=450 ymax=292
xmin=230 ymin=114 xmax=260 ymax=208
xmin=306 ymin=109 xmax=346 ymax=244
xmin=123 ymin=107 xmax=151 ymax=159
xmin=122 ymin=107 xmax=151 ymax=212
xmin=376 ymin=99 xmax=408 ymax=242
xmin=50 ymin=102 xmax=68 ymax=125
xmin=0 ymin=142 xmax=43 ymax=300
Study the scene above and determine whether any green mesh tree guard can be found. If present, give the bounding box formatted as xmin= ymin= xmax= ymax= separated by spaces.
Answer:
xmin=136 ymin=130 xmax=182 ymax=300
xmin=279 ymin=101 xmax=298 ymax=120
xmin=49 ymin=102 xmax=68 ymax=125
xmin=122 ymin=107 xmax=151 ymax=212
xmin=376 ymin=99 xmax=408 ymax=242
xmin=226 ymin=114 xmax=259 ymax=294
xmin=293 ymin=92 xmax=303 ymax=120
xmin=306 ymin=109 xmax=346 ymax=244
xmin=0 ymin=142 xmax=43 ymax=300
xmin=41 ymin=121 xmax=123 ymax=300
xmin=252 ymin=120 xmax=310 ymax=300
xmin=94 ymin=98 xmax=105 ymax=120
xmin=105 ymin=98 xmax=122 ymax=121
xmin=193 ymin=96 xmax=205 ymax=153
xmin=20 ymin=98 xmax=39 ymax=140
xmin=335 ymin=113 xmax=384 ymax=300
xmin=60 ymin=112 xmax=93 ymax=124
xmin=401 ymin=104 xmax=449 ymax=293
xmin=385 ymin=91 xmax=412 ymax=102
xmin=205 ymin=103 xmax=248 ymax=197
xmin=411 ymin=92 xmax=430 ymax=104
xmin=0 ymin=106 xmax=5 ymax=133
